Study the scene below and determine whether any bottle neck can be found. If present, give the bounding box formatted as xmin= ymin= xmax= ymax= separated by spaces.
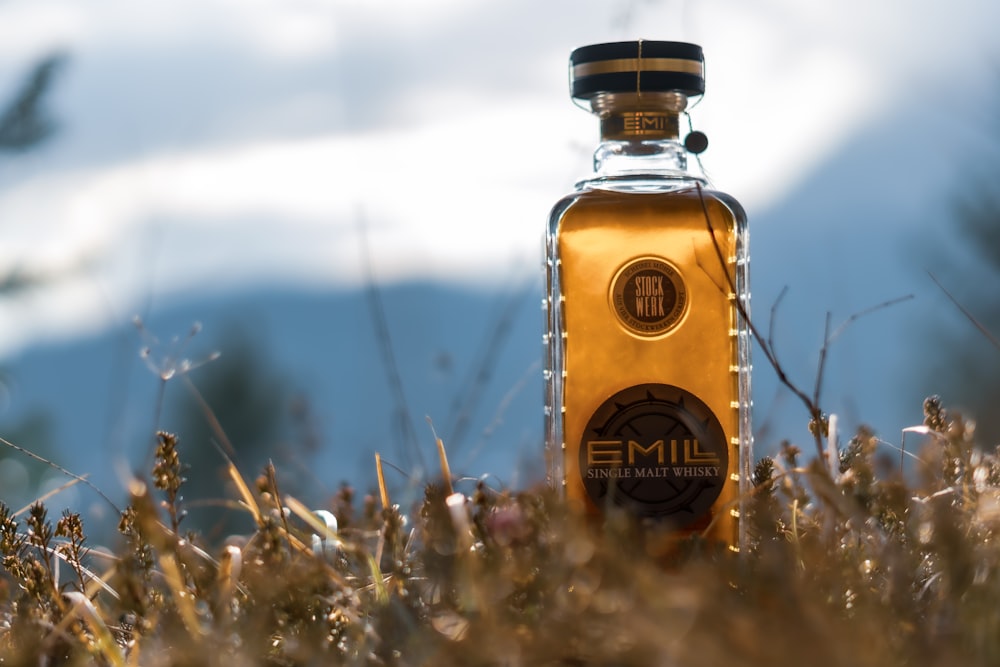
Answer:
xmin=590 ymin=137 xmax=701 ymax=182
xmin=579 ymin=92 xmax=706 ymax=188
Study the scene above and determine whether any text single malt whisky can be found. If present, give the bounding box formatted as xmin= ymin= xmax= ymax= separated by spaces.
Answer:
xmin=544 ymin=40 xmax=751 ymax=551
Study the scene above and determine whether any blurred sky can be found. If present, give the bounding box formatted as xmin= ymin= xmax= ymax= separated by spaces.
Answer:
xmin=0 ymin=0 xmax=999 ymax=463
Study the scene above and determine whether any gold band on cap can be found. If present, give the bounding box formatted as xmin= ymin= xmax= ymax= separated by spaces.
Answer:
xmin=573 ymin=57 xmax=704 ymax=79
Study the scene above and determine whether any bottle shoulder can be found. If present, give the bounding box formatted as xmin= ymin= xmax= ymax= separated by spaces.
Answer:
xmin=549 ymin=183 xmax=746 ymax=222
xmin=547 ymin=183 xmax=747 ymax=240
xmin=709 ymin=189 xmax=747 ymax=223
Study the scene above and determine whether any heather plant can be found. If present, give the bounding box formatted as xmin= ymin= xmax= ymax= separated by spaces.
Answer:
xmin=0 ymin=392 xmax=997 ymax=665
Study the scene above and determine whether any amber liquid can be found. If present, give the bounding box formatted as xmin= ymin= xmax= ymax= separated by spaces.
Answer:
xmin=545 ymin=183 xmax=750 ymax=550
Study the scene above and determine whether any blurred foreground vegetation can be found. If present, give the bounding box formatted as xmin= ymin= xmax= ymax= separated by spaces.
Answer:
xmin=1 ymin=395 xmax=999 ymax=666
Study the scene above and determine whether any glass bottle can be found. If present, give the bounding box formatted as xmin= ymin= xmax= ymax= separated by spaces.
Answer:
xmin=544 ymin=40 xmax=751 ymax=552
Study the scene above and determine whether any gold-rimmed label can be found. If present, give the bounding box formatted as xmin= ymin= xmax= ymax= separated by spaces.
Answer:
xmin=610 ymin=257 xmax=688 ymax=337
xmin=573 ymin=57 xmax=704 ymax=79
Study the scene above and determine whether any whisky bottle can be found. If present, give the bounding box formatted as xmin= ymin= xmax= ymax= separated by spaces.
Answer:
xmin=544 ymin=40 xmax=751 ymax=551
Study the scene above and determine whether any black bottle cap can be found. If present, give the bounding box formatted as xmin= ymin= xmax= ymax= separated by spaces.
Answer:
xmin=570 ymin=40 xmax=705 ymax=101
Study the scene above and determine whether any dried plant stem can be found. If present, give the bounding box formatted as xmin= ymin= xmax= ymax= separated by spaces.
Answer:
xmin=358 ymin=214 xmax=423 ymax=471
xmin=0 ymin=435 xmax=121 ymax=514
xmin=13 ymin=477 xmax=85 ymax=517
xmin=180 ymin=375 xmax=263 ymax=527
xmin=428 ymin=418 xmax=455 ymax=496
xmin=445 ymin=281 xmax=530 ymax=450
xmin=375 ymin=452 xmax=390 ymax=512
xmin=929 ymin=270 xmax=1000 ymax=351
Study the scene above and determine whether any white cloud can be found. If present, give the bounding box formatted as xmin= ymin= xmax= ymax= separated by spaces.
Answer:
xmin=0 ymin=99 xmax=568 ymax=354
xmin=0 ymin=99 xmax=562 ymax=278
xmin=207 ymin=0 xmax=343 ymax=61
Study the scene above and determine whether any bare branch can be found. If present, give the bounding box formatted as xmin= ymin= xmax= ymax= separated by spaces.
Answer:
xmin=813 ymin=312 xmax=832 ymax=420
xmin=695 ymin=185 xmax=913 ymax=460
xmin=445 ymin=279 xmax=531 ymax=451
xmin=928 ymin=271 xmax=1000 ymax=351
xmin=0 ymin=435 xmax=121 ymax=515
xmin=827 ymin=294 xmax=915 ymax=346
xmin=694 ymin=185 xmax=820 ymax=452
xmin=358 ymin=215 xmax=424 ymax=472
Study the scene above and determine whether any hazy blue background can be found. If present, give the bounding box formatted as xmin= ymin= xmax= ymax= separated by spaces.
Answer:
xmin=0 ymin=0 xmax=998 ymax=527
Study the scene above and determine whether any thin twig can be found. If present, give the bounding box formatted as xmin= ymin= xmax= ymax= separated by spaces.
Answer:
xmin=695 ymin=184 xmax=912 ymax=460
xmin=374 ymin=453 xmax=390 ymax=512
xmin=461 ymin=358 xmax=541 ymax=471
xmin=768 ymin=285 xmax=789 ymax=362
xmin=266 ymin=460 xmax=293 ymax=560
xmin=428 ymin=418 xmax=454 ymax=496
xmin=13 ymin=476 xmax=85 ymax=517
xmin=694 ymin=185 xmax=819 ymax=445
xmin=445 ymin=278 xmax=531 ymax=450
xmin=827 ymin=294 xmax=915 ymax=346
xmin=358 ymin=215 xmax=424 ymax=471
xmin=180 ymin=375 xmax=263 ymax=526
xmin=929 ymin=271 xmax=1000 ymax=351
xmin=813 ymin=312 xmax=832 ymax=423
xmin=0 ymin=435 xmax=121 ymax=515
xmin=812 ymin=295 xmax=915 ymax=444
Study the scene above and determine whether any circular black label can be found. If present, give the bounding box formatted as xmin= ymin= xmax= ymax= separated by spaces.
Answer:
xmin=610 ymin=257 xmax=687 ymax=337
xmin=579 ymin=383 xmax=728 ymax=523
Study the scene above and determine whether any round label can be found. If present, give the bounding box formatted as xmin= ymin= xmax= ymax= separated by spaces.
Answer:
xmin=610 ymin=257 xmax=687 ymax=337
xmin=579 ymin=383 xmax=728 ymax=524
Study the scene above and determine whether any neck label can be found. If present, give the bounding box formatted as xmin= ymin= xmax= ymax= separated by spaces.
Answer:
xmin=601 ymin=111 xmax=679 ymax=140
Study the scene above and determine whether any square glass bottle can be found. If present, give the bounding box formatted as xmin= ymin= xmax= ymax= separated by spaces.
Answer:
xmin=544 ymin=40 xmax=752 ymax=552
